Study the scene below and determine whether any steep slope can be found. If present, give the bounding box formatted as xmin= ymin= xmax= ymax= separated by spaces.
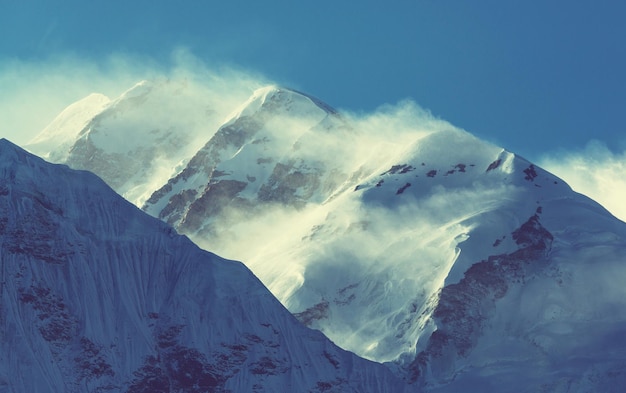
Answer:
xmin=25 ymin=93 xmax=111 ymax=162
xmin=0 ymin=138 xmax=409 ymax=393
xmin=142 ymin=86 xmax=361 ymax=239
xmin=25 ymin=79 xmax=238 ymax=206
xmin=348 ymin=130 xmax=626 ymax=391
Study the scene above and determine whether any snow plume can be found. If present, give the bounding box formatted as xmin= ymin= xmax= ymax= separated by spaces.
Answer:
xmin=539 ymin=140 xmax=626 ymax=223
xmin=189 ymin=99 xmax=459 ymax=265
xmin=346 ymin=100 xmax=451 ymax=141
xmin=0 ymin=49 xmax=269 ymax=145
xmin=197 ymin=192 xmax=469 ymax=363
xmin=192 ymin=166 xmax=522 ymax=363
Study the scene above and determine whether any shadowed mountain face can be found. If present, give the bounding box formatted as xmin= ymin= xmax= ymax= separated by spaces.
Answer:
xmin=0 ymin=139 xmax=408 ymax=393
xmin=25 ymin=82 xmax=626 ymax=392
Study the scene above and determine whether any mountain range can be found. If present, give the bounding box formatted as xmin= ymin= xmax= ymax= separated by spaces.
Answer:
xmin=14 ymin=79 xmax=626 ymax=391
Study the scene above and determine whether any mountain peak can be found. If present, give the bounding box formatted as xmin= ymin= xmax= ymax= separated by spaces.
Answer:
xmin=254 ymin=85 xmax=338 ymax=113
xmin=224 ymin=84 xmax=338 ymax=123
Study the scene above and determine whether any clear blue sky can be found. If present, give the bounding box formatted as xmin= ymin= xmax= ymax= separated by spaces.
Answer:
xmin=1 ymin=0 xmax=625 ymax=160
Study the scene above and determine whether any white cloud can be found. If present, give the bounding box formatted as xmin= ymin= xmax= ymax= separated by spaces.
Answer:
xmin=539 ymin=140 xmax=626 ymax=223
xmin=0 ymin=49 xmax=269 ymax=145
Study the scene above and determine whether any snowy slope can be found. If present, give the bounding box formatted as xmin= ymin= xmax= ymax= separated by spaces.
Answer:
xmin=0 ymin=138 xmax=409 ymax=393
xmin=142 ymin=86 xmax=360 ymax=235
xmin=231 ymin=125 xmax=626 ymax=368
xmin=25 ymin=79 xmax=239 ymax=206
xmin=28 ymin=82 xmax=626 ymax=392
xmin=26 ymin=93 xmax=111 ymax=162
xmin=349 ymin=129 xmax=626 ymax=391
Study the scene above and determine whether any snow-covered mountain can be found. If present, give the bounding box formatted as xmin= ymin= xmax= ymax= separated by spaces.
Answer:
xmin=0 ymin=138 xmax=409 ymax=392
xmin=142 ymin=85 xmax=361 ymax=238
xmin=25 ymin=81 xmax=626 ymax=392
xmin=26 ymin=79 xmax=243 ymax=207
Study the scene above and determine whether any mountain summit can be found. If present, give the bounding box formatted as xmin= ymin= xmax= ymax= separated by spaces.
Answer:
xmin=142 ymin=85 xmax=352 ymax=234
xmin=24 ymin=82 xmax=626 ymax=392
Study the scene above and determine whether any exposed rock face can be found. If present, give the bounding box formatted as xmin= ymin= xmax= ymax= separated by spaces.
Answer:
xmin=0 ymin=139 xmax=409 ymax=393
xmin=143 ymin=86 xmax=354 ymax=238
xmin=409 ymin=213 xmax=554 ymax=383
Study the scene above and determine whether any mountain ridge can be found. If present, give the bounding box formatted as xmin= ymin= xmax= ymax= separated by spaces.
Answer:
xmin=20 ymin=81 xmax=626 ymax=392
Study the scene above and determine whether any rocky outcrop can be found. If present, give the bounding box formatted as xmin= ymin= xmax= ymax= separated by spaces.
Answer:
xmin=409 ymin=212 xmax=553 ymax=384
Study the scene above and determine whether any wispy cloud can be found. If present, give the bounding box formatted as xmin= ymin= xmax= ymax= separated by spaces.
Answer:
xmin=539 ymin=140 xmax=626 ymax=223
xmin=0 ymin=49 xmax=269 ymax=145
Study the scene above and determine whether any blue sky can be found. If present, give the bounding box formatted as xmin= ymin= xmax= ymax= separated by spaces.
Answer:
xmin=1 ymin=1 xmax=626 ymax=215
